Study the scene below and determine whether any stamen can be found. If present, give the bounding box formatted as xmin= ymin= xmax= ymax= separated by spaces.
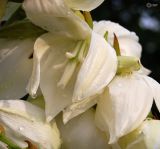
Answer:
xmin=57 ymin=60 xmax=77 ymax=88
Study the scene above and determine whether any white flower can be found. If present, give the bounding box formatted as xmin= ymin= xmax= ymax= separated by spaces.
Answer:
xmin=93 ymin=21 xmax=142 ymax=58
xmin=22 ymin=0 xmax=117 ymax=122
xmin=93 ymin=20 xmax=150 ymax=75
xmin=118 ymin=120 xmax=160 ymax=149
xmin=57 ymin=108 xmax=111 ymax=149
xmin=0 ymin=100 xmax=61 ymax=149
xmin=95 ymin=73 xmax=160 ymax=144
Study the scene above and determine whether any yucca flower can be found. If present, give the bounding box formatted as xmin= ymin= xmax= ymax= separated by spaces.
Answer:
xmin=22 ymin=0 xmax=117 ymax=122
xmin=0 ymin=100 xmax=61 ymax=149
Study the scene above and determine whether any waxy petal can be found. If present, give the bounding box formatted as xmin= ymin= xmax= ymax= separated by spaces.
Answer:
xmin=0 ymin=100 xmax=61 ymax=149
xmin=32 ymin=33 xmax=78 ymax=121
xmin=57 ymin=109 xmax=111 ymax=149
xmin=66 ymin=0 xmax=104 ymax=11
xmin=73 ymin=32 xmax=117 ymax=101
xmin=23 ymin=0 xmax=91 ymax=39
xmin=0 ymin=39 xmax=33 ymax=99
xmin=63 ymin=96 xmax=98 ymax=123
xmin=93 ymin=21 xmax=142 ymax=58
xmin=142 ymin=76 xmax=160 ymax=112
xmin=95 ymin=75 xmax=153 ymax=143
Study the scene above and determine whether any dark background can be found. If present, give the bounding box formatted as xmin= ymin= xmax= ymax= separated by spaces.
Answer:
xmin=92 ymin=0 xmax=160 ymax=83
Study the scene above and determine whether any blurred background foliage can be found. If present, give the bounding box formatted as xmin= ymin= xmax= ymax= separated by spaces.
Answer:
xmin=92 ymin=0 xmax=160 ymax=83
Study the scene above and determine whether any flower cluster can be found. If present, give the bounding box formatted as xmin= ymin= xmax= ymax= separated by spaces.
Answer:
xmin=0 ymin=0 xmax=159 ymax=149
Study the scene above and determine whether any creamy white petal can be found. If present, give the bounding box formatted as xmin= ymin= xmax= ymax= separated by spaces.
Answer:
xmin=95 ymin=75 xmax=153 ymax=143
xmin=0 ymin=141 xmax=7 ymax=149
xmin=0 ymin=38 xmax=33 ymax=99
xmin=73 ymin=32 xmax=117 ymax=101
xmin=119 ymin=120 xmax=160 ymax=149
xmin=33 ymin=33 xmax=78 ymax=121
xmin=142 ymin=75 xmax=160 ymax=112
xmin=23 ymin=0 xmax=91 ymax=39
xmin=0 ymin=100 xmax=61 ymax=149
xmin=57 ymin=108 xmax=111 ymax=149
xmin=63 ymin=96 xmax=98 ymax=123
xmin=93 ymin=21 xmax=139 ymax=41
xmin=27 ymin=34 xmax=49 ymax=97
xmin=118 ymin=37 xmax=142 ymax=58
xmin=66 ymin=0 xmax=104 ymax=11
xmin=93 ymin=21 xmax=142 ymax=58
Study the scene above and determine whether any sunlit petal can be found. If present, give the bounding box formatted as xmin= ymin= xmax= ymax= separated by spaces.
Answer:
xmin=32 ymin=33 xmax=78 ymax=121
xmin=73 ymin=32 xmax=117 ymax=101
xmin=63 ymin=96 xmax=98 ymax=123
xmin=95 ymin=75 xmax=153 ymax=143
xmin=142 ymin=75 xmax=160 ymax=112
xmin=23 ymin=0 xmax=91 ymax=39
xmin=66 ymin=0 xmax=104 ymax=11
xmin=0 ymin=100 xmax=61 ymax=149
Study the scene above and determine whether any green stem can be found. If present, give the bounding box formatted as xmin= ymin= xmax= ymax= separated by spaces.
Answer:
xmin=0 ymin=133 xmax=21 ymax=149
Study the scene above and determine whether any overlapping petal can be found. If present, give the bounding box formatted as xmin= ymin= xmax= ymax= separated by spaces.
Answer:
xmin=23 ymin=0 xmax=91 ymax=39
xmin=0 ymin=100 xmax=61 ymax=149
xmin=93 ymin=21 xmax=142 ymax=58
xmin=142 ymin=75 xmax=160 ymax=112
xmin=73 ymin=32 xmax=117 ymax=101
xmin=95 ymin=75 xmax=153 ymax=143
xmin=119 ymin=120 xmax=160 ymax=149
xmin=66 ymin=0 xmax=104 ymax=11
xmin=0 ymin=38 xmax=33 ymax=99
xmin=29 ymin=33 xmax=80 ymax=121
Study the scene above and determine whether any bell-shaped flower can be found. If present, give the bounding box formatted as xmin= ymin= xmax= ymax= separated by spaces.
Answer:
xmin=95 ymin=73 xmax=160 ymax=144
xmin=0 ymin=99 xmax=61 ymax=149
xmin=27 ymin=31 xmax=117 ymax=122
xmin=93 ymin=20 xmax=142 ymax=58
xmin=56 ymin=108 xmax=111 ymax=149
xmin=118 ymin=120 xmax=160 ymax=149
xmin=93 ymin=20 xmax=150 ymax=75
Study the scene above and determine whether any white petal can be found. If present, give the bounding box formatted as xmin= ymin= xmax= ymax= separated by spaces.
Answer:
xmin=93 ymin=21 xmax=139 ymax=41
xmin=73 ymin=32 xmax=117 ymax=101
xmin=66 ymin=0 xmax=104 ymax=11
xmin=0 ymin=100 xmax=61 ymax=149
xmin=142 ymin=76 xmax=160 ymax=112
xmin=118 ymin=37 xmax=142 ymax=58
xmin=33 ymin=33 xmax=78 ymax=121
xmin=119 ymin=120 xmax=160 ymax=149
xmin=27 ymin=34 xmax=49 ymax=97
xmin=95 ymin=75 xmax=153 ymax=143
xmin=0 ymin=38 xmax=33 ymax=99
xmin=93 ymin=21 xmax=142 ymax=58
xmin=57 ymin=108 xmax=111 ymax=149
xmin=0 ymin=141 xmax=7 ymax=149
xmin=63 ymin=96 xmax=98 ymax=123
xmin=23 ymin=0 xmax=91 ymax=39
